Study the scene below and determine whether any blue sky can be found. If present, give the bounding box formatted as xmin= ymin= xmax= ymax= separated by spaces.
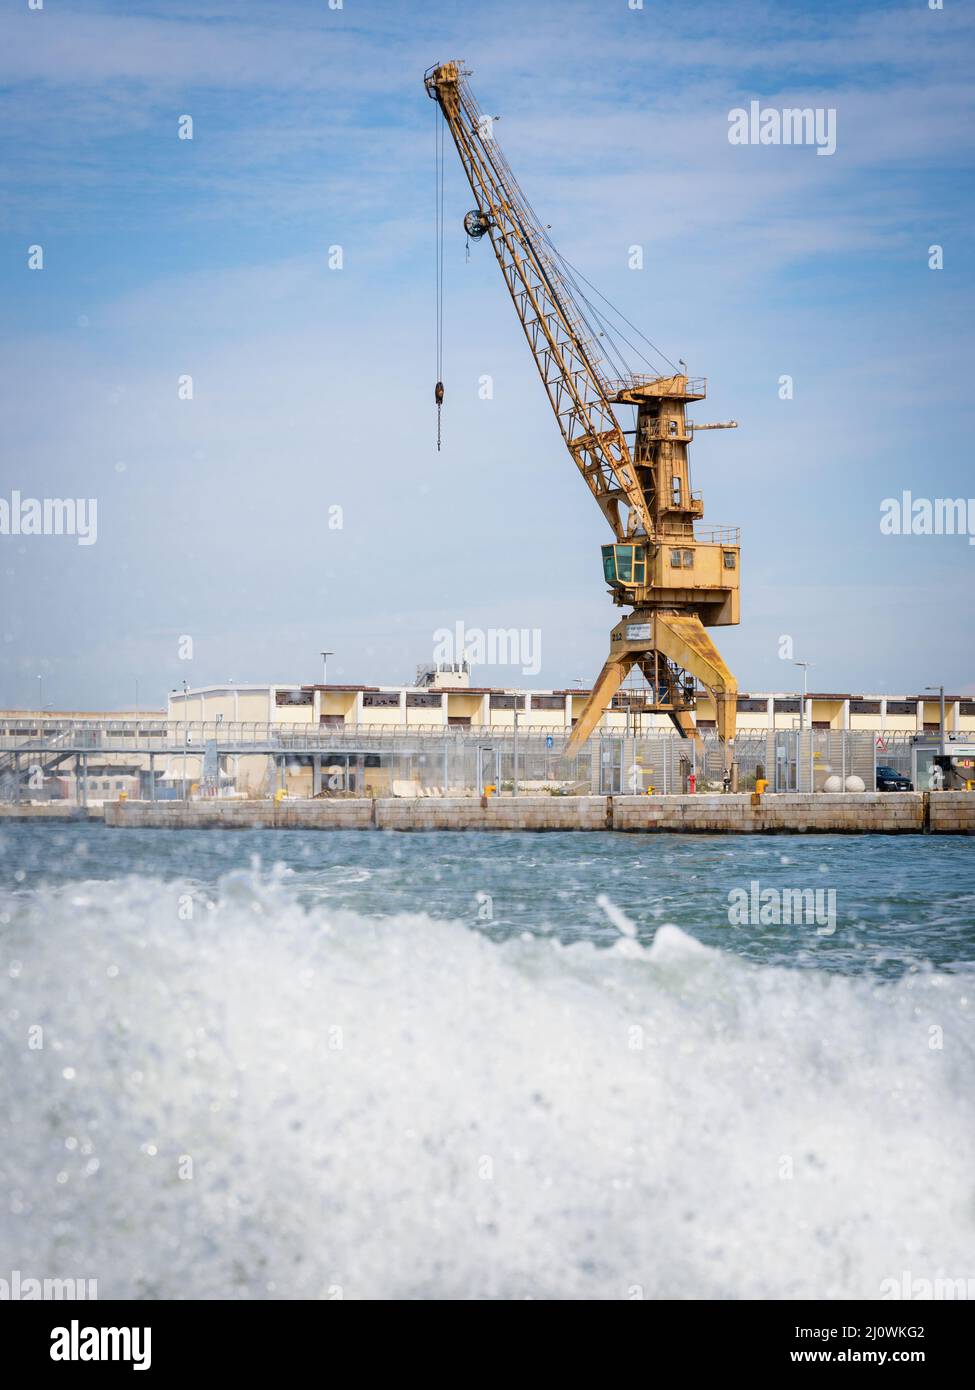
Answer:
xmin=1 ymin=0 xmax=972 ymax=708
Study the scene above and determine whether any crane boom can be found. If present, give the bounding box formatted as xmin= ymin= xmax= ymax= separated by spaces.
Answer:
xmin=425 ymin=61 xmax=651 ymax=540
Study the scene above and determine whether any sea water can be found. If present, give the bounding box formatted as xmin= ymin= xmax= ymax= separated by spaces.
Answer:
xmin=1 ymin=824 xmax=972 ymax=1299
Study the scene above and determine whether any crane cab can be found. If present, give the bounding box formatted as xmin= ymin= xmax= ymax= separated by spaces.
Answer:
xmin=602 ymin=543 xmax=647 ymax=590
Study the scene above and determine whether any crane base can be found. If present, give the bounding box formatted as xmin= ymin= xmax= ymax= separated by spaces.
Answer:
xmin=566 ymin=610 xmax=738 ymax=769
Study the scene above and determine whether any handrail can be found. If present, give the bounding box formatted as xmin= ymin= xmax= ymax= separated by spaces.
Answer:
xmin=694 ymin=524 xmax=740 ymax=545
xmin=606 ymin=374 xmax=707 ymax=397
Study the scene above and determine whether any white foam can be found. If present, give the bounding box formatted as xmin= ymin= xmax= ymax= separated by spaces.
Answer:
xmin=1 ymin=866 xmax=972 ymax=1300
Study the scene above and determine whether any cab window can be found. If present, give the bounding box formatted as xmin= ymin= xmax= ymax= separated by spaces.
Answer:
xmin=603 ymin=544 xmax=646 ymax=586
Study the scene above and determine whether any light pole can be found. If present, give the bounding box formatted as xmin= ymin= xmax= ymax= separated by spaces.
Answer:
xmin=925 ymin=684 xmax=946 ymax=757
xmin=37 ymin=675 xmax=43 ymax=712
xmin=181 ymin=679 xmax=189 ymax=800
xmin=320 ymin=650 xmax=334 ymax=728
xmin=794 ymin=661 xmax=812 ymax=791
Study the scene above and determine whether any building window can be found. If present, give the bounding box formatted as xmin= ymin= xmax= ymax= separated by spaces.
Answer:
xmin=532 ymin=695 xmax=565 ymax=711
xmin=275 ymin=689 xmax=313 ymax=706
xmin=671 ymin=477 xmax=682 ymax=506
xmin=773 ymin=699 xmax=801 ymax=714
xmin=490 ymin=695 xmax=525 ymax=710
xmin=737 ymin=698 xmax=768 ymax=713
xmin=406 ymin=693 xmax=443 ymax=708
xmin=682 ymin=549 xmax=694 ymax=568
xmin=723 ymin=551 xmax=736 ymax=569
xmin=320 ymin=714 xmax=344 ymax=726
xmin=670 ymin=549 xmax=682 ymax=567
xmin=850 ymin=700 xmax=881 ymax=715
xmin=886 ymin=701 xmax=917 ymax=716
xmin=362 ymin=693 xmax=400 ymax=708
xmin=448 ymin=716 xmax=471 ymax=727
xmin=812 ymin=721 xmax=830 ymax=730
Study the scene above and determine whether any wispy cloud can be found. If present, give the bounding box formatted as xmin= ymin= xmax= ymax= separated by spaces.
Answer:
xmin=1 ymin=0 xmax=972 ymax=705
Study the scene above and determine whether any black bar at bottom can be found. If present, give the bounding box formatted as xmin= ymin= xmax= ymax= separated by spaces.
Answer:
xmin=2 ymin=1298 xmax=968 ymax=1374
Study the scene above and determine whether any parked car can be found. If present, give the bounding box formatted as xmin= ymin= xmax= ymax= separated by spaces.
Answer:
xmin=876 ymin=765 xmax=913 ymax=791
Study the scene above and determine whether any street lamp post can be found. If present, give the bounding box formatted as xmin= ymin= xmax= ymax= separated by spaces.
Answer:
xmin=182 ymin=679 xmax=189 ymax=801
xmin=320 ymin=650 xmax=334 ymax=728
xmin=925 ymin=684 xmax=946 ymax=757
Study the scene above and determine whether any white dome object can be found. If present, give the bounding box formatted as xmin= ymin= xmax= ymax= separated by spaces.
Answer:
xmin=822 ymin=775 xmax=843 ymax=793
xmin=845 ymin=775 xmax=866 ymax=793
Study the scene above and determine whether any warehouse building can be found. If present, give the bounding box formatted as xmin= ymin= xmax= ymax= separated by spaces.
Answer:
xmin=166 ymin=664 xmax=975 ymax=736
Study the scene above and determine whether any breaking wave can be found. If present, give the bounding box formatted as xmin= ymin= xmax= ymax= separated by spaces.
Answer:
xmin=1 ymin=865 xmax=973 ymax=1299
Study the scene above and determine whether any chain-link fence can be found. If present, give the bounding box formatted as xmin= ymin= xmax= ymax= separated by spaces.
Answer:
xmin=0 ymin=718 xmax=900 ymax=801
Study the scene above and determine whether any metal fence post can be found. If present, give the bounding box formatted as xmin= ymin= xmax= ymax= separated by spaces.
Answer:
xmin=513 ymin=705 xmax=519 ymax=797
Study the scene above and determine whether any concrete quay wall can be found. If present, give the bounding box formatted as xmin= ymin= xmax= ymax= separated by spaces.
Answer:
xmin=0 ymin=802 xmax=104 ymax=821
xmin=613 ymin=793 xmax=928 ymax=834
xmin=92 ymin=793 xmax=975 ymax=834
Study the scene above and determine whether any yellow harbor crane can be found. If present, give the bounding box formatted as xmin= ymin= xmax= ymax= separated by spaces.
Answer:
xmin=425 ymin=61 xmax=741 ymax=771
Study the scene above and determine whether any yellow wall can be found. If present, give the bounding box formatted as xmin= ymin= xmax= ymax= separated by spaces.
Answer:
xmin=445 ymin=693 xmax=488 ymax=721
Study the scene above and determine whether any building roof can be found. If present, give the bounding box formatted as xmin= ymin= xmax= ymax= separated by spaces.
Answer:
xmin=301 ymin=684 xmax=379 ymax=693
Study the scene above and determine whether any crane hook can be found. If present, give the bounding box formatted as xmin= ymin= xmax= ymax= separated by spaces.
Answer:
xmin=435 ymin=380 xmax=445 ymax=451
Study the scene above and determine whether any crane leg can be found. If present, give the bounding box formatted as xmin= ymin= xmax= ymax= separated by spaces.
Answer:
xmin=651 ymin=612 xmax=738 ymax=771
xmin=667 ymin=707 xmax=699 ymax=739
xmin=565 ymin=652 xmax=629 ymax=754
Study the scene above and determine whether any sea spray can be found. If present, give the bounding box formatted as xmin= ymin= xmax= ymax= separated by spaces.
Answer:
xmin=1 ymin=864 xmax=973 ymax=1300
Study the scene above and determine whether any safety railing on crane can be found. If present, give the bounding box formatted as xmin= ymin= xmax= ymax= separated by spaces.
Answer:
xmin=605 ymin=375 xmax=707 ymax=398
xmin=694 ymin=524 xmax=741 ymax=545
